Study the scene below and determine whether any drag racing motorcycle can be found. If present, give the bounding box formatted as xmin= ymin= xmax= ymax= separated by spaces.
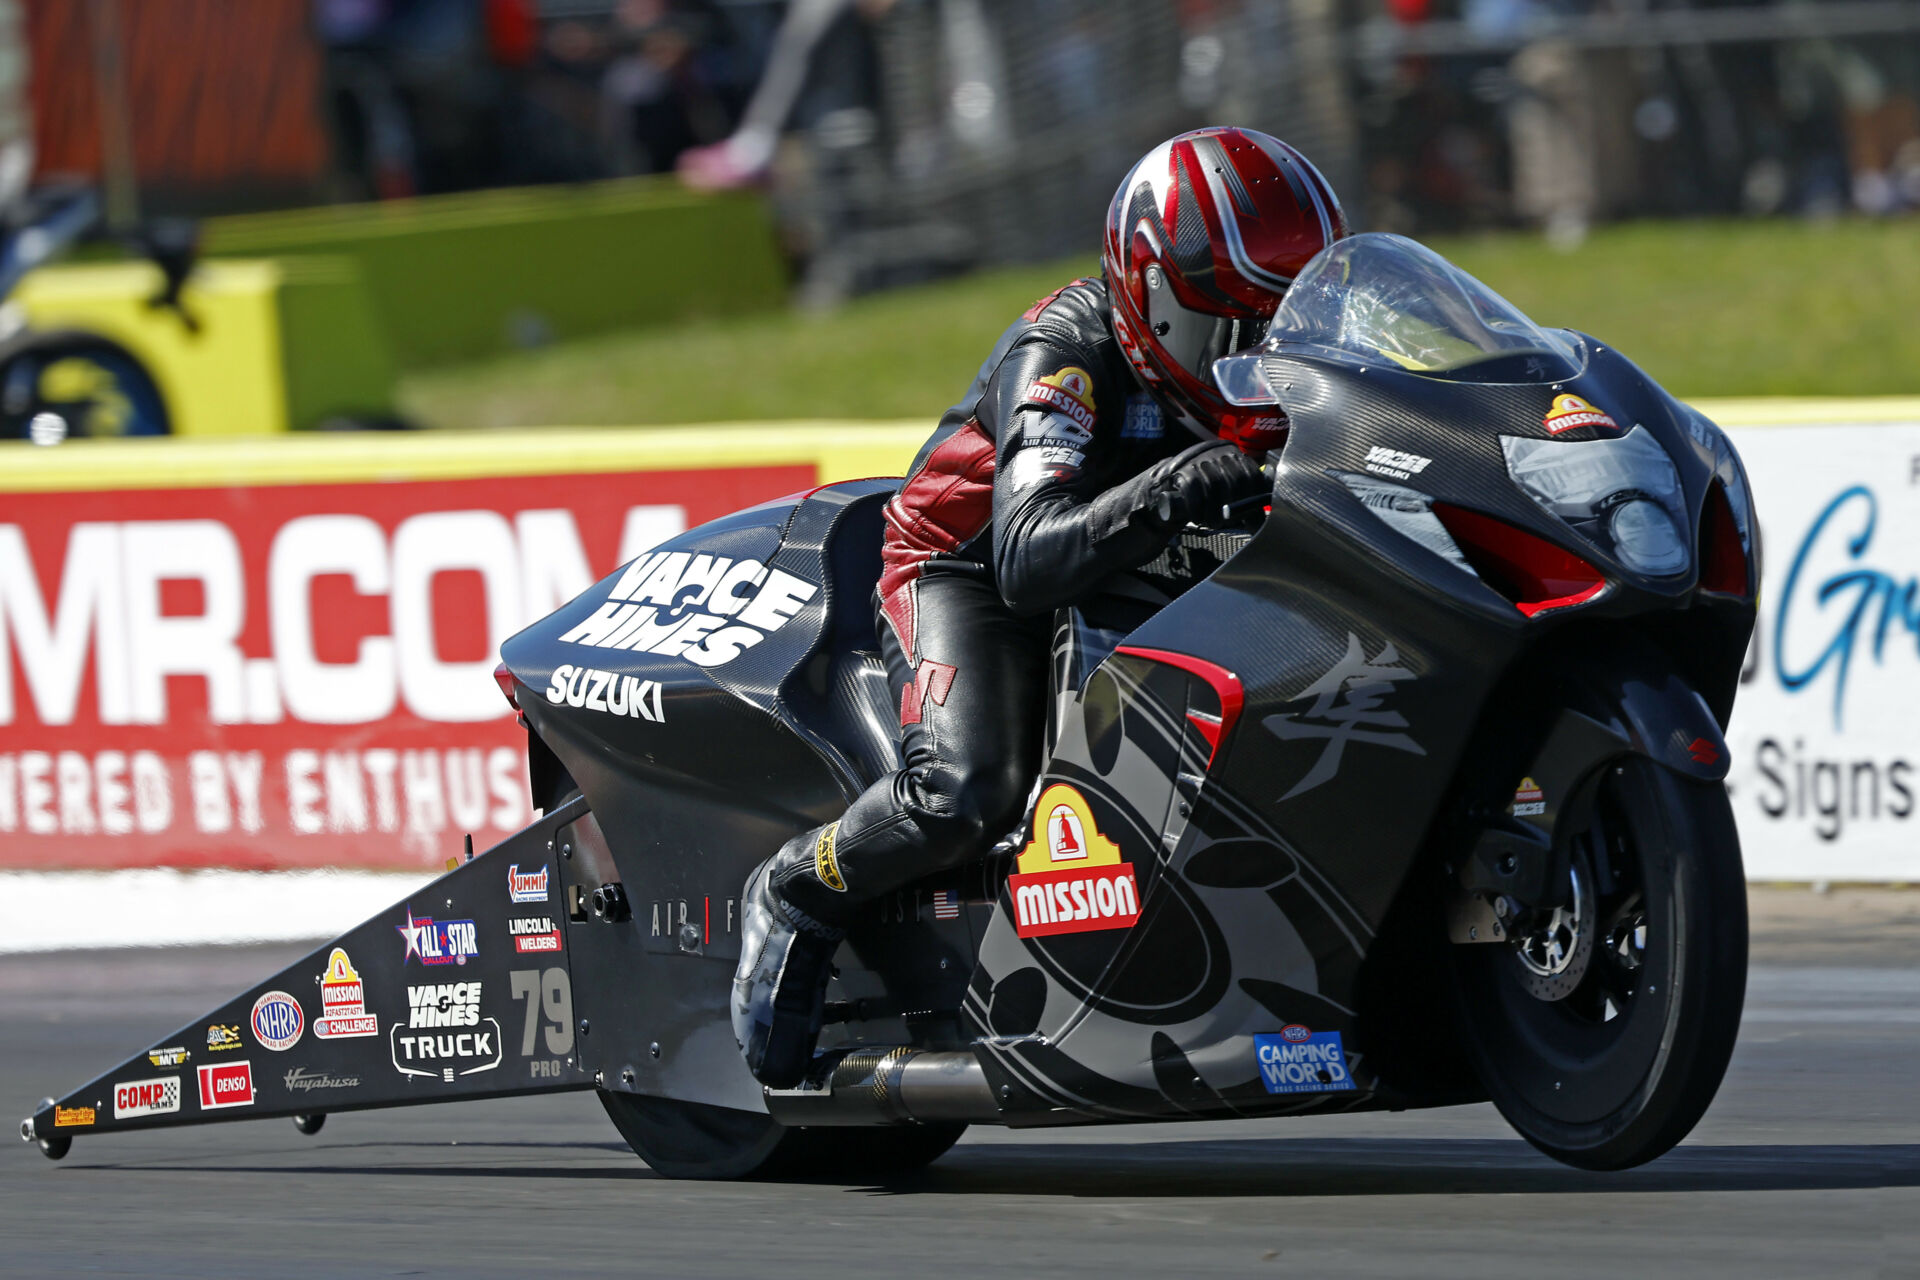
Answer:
xmin=23 ymin=234 xmax=1759 ymax=1177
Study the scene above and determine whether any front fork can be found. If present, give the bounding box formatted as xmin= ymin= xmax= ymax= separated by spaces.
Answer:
xmin=1446 ymin=663 xmax=1731 ymax=945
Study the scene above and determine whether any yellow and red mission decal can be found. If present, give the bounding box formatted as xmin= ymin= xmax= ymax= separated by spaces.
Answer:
xmin=1008 ymin=783 xmax=1141 ymax=938
xmin=1023 ymin=367 xmax=1099 ymax=433
xmin=1543 ymin=393 xmax=1618 ymax=435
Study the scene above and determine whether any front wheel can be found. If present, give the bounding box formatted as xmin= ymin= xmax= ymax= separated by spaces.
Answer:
xmin=1449 ymin=758 xmax=1747 ymax=1170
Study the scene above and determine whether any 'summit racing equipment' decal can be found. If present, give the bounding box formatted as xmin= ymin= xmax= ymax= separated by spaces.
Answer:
xmin=1008 ymin=783 xmax=1141 ymax=939
xmin=561 ymin=550 xmax=820 ymax=669
xmin=508 ymin=864 xmax=550 ymax=904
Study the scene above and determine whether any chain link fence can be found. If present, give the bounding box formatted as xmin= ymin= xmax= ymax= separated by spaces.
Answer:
xmin=773 ymin=0 xmax=1920 ymax=296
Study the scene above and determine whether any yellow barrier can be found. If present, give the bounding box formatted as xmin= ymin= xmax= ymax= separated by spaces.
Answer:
xmin=12 ymin=258 xmax=396 ymax=436
xmin=1 ymin=397 xmax=1912 ymax=495
xmin=0 ymin=422 xmax=930 ymax=492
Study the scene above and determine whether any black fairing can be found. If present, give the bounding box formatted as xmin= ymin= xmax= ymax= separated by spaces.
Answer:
xmin=500 ymin=480 xmax=975 ymax=1112
xmin=960 ymin=338 xmax=1755 ymax=1125
xmin=499 ymin=337 xmax=1753 ymax=1126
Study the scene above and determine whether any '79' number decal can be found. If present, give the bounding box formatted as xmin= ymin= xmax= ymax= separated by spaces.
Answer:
xmin=509 ymin=968 xmax=575 ymax=1057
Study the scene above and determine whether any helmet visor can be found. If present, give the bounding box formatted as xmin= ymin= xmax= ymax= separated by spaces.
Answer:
xmin=1144 ymin=266 xmax=1268 ymax=384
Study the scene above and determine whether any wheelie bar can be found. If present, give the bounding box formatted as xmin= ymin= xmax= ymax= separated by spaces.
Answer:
xmin=21 ymin=797 xmax=600 ymax=1160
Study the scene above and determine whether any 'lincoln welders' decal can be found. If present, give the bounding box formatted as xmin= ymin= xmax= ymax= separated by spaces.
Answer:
xmin=1007 ymin=784 xmax=1141 ymax=939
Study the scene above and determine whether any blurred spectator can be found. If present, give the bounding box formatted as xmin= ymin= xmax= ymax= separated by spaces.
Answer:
xmin=599 ymin=0 xmax=740 ymax=175
xmin=679 ymin=0 xmax=895 ymax=190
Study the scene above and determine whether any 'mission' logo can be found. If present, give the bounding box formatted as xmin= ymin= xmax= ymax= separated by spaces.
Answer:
xmin=1006 ymin=784 xmax=1140 ymax=939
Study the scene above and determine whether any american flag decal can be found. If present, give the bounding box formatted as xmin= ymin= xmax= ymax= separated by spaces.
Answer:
xmin=932 ymin=890 xmax=960 ymax=920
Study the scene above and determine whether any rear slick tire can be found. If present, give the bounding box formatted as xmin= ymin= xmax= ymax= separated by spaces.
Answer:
xmin=598 ymin=1093 xmax=964 ymax=1181
xmin=1449 ymin=758 xmax=1747 ymax=1171
xmin=548 ymin=781 xmax=967 ymax=1181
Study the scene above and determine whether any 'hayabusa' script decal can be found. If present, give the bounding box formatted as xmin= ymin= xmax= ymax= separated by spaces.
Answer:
xmin=1264 ymin=633 xmax=1425 ymax=799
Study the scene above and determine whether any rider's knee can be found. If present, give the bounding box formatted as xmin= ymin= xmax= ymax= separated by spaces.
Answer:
xmin=919 ymin=758 xmax=1032 ymax=859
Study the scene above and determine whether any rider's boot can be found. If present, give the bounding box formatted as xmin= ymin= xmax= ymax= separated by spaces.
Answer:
xmin=731 ymin=822 xmax=853 ymax=1088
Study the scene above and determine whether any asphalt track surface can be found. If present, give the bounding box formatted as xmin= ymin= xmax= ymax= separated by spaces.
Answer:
xmin=3 ymin=889 xmax=1916 ymax=1279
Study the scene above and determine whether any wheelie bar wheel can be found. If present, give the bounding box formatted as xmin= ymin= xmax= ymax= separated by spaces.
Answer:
xmin=22 ymin=1107 xmax=70 ymax=1161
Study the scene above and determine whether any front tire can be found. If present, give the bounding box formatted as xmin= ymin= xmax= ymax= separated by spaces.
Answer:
xmin=1449 ymin=758 xmax=1747 ymax=1170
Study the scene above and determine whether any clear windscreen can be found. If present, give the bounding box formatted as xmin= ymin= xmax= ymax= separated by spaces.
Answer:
xmin=1212 ymin=233 xmax=1583 ymax=397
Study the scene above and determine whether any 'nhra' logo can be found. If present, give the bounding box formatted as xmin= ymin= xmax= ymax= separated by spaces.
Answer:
xmin=397 ymin=907 xmax=478 ymax=967
xmin=250 ymin=991 xmax=304 ymax=1051
xmin=508 ymin=863 xmax=550 ymax=903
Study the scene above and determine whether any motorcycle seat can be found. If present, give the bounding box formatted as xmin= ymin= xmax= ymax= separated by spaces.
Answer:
xmin=770 ymin=480 xmax=906 ymax=795
xmin=821 ymin=648 xmax=904 ymax=790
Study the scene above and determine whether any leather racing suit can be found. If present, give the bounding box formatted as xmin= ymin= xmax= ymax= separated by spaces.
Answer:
xmin=731 ymin=273 xmax=1271 ymax=1086
xmin=812 ymin=273 xmax=1263 ymax=907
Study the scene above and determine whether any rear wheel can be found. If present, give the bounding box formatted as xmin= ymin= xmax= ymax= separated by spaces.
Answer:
xmin=598 ymin=1093 xmax=965 ymax=1181
xmin=540 ymin=775 xmax=965 ymax=1181
xmin=1449 ymin=758 xmax=1747 ymax=1170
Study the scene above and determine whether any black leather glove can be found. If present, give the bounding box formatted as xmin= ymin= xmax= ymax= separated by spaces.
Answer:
xmin=1087 ymin=440 xmax=1269 ymax=548
xmin=1158 ymin=439 xmax=1269 ymax=528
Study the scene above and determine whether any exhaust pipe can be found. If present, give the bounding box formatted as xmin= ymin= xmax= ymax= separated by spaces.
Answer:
xmin=763 ymin=1049 xmax=1001 ymax=1126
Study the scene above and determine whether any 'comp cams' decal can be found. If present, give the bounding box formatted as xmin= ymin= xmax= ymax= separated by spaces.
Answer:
xmin=113 ymin=1076 xmax=181 ymax=1119
xmin=559 ymin=550 xmax=819 ymax=668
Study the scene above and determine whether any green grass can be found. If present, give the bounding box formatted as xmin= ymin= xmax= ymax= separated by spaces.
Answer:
xmin=398 ymin=217 xmax=1920 ymax=429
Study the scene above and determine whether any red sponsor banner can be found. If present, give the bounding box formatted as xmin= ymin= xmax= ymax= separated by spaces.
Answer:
xmin=0 ymin=465 xmax=811 ymax=869
xmin=197 ymin=1060 xmax=256 ymax=1110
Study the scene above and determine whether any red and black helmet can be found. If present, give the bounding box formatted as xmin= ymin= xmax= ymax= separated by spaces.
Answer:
xmin=1103 ymin=127 xmax=1348 ymax=452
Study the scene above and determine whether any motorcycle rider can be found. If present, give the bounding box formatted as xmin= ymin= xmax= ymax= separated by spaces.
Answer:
xmin=733 ymin=127 xmax=1349 ymax=1087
